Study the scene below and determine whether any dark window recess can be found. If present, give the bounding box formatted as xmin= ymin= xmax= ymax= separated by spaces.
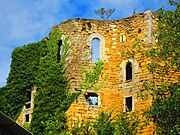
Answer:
xmin=25 ymin=114 xmax=29 ymax=122
xmin=57 ymin=39 xmax=62 ymax=62
xmin=126 ymin=62 xmax=132 ymax=80
xmin=120 ymin=35 xmax=126 ymax=42
xmin=27 ymin=91 xmax=31 ymax=102
xmin=81 ymin=27 xmax=86 ymax=31
xmin=85 ymin=93 xmax=98 ymax=105
xmin=121 ymin=35 xmax=124 ymax=42
xmin=87 ymin=22 xmax=92 ymax=30
xmin=125 ymin=97 xmax=132 ymax=112
xmin=25 ymin=102 xmax=31 ymax=109
xmin=92 ymin=38 xmax=100 ymax=62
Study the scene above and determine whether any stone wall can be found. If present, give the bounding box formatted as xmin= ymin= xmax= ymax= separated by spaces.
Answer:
xmin=52 ymin=10 xmax=157 ymax=134
xmin=16 ymin=87 xmax=36 ymax=127
xmin=16 ymin=10 xmax=159 ymax=134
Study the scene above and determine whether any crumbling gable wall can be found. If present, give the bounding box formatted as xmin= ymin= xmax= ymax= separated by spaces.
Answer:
xmin=52 ymin=10 xmax=157 ymax=134
xmin=16 ymin=10 xmax=158 ymax=134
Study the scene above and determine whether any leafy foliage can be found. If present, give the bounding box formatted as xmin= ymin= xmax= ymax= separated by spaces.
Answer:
xmin=140 ymin=1 xmax=180 ymax=134
xmin=80 ymin=60 xmax=105 ymax=91
xmin=68 ymin=111 xmax=142 ymax=135
xmin=93 ymin=111 xmax=115 ymax=135
xmin=115 ymin=113 xmax=141 ymax=135
xmin=29 ymin=29 xmax=79 ymax=134
xmin=0 ymin=41 xmax=47 ymax=120
xmin=150 ymin=84 xmax=180 ymax=134
xmin=0 ymin=28 xmax=79 ymax=134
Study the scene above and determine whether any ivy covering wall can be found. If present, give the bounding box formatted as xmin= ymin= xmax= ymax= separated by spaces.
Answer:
xmin=0 ymin=29 xmax=78 ymax=134
xmin=0 ymin=40 xmax=46 ymax=120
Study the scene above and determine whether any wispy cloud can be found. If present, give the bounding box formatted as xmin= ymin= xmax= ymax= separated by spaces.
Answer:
xmin=8 ymin=10 xmax=56 ymax=41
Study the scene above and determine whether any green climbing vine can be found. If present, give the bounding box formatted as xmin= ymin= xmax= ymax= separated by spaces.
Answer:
xmin=0 ymin=40 xmax=47 ymax=120
xmin=80 ymin=60 xmax=105 ymax=91
xmin=68 ymin=111 xmax=142 ymax=135
xmin=29 ymin=28 xmax=79 ymax=135
xmin=0 ymin=28 xmax=78 ymax=134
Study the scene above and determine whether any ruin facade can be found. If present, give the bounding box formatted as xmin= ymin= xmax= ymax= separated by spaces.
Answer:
xmin=17 ymin=10 xmax=158 ymax=134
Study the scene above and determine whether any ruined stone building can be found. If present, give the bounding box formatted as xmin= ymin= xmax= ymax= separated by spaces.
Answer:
xmin=16 ymin=10 xmax=159 ymax=134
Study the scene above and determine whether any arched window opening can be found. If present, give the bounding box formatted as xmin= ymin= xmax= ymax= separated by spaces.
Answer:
xmin=85 ymin=93 xmax=98 ymax=105
xmin=126 ymin=62 xmax=132 ymax=81
xmin=57 ymin=39 xmax=62 ymax=62
xmin=92 ymin=38 xmax=100 ymax=62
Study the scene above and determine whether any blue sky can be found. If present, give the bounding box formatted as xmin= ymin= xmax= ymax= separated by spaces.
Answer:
xmin=0 ymin=0 xmax=176 ymax=87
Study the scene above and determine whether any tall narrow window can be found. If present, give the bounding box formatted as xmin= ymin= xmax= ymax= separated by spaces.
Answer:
xmin=120 ymin=35 xmax=126 ymax=42
xmin=25 ymin=114 xmax=30 ymax=122
xmin=126 ymin=62 xmax=132 ymax=81
xmin=92 ymin=38 xmax=100 ymax=62
xmin=26 ymin=91 xmax=31 ymax=109
xmin=125 ymin=96 xmax=133 ymax=112
xmin=57 ymin=39 xmax=62 ymax=62
xmin=27 ymin=91 xmax=31 ymax=102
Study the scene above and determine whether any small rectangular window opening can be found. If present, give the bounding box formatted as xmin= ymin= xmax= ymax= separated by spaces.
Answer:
xmin=85 ymin=93 xmax=98 ymax=105
xmin=25 ymin=114 xmax=30 ymax=122
xmin=125 ymin=96 xmax=132 ymax=112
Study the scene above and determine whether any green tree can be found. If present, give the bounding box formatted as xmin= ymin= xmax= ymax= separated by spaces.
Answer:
xmin=94 ymin=8 xmax=116 ymax=20
xmin=29 ymin=29 xmax=79 ymax=134
xmin=142 ymin=1 xmax=180 ymax=134
xmin=0 ymin=28 xmax=79 ymax=134
xmin=68 ymin=111 xmax=141 ymax=135
xmin=0 ymin=41 xmax=46 ymax=120
xmin=93 ymin=111 xmax=115 ymax=135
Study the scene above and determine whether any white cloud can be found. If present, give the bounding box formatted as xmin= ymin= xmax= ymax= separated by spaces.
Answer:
xmin=7 ymin=0 xmax=63 ymax=41
xmin=8 ymin=10 xmax=57 ymax=41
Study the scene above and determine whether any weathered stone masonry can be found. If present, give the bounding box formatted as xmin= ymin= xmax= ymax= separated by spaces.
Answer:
xmin=61 ymin=10 xmax=156 ymax=134
xmin=17 ymin=10 xmax=158 ymax=134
